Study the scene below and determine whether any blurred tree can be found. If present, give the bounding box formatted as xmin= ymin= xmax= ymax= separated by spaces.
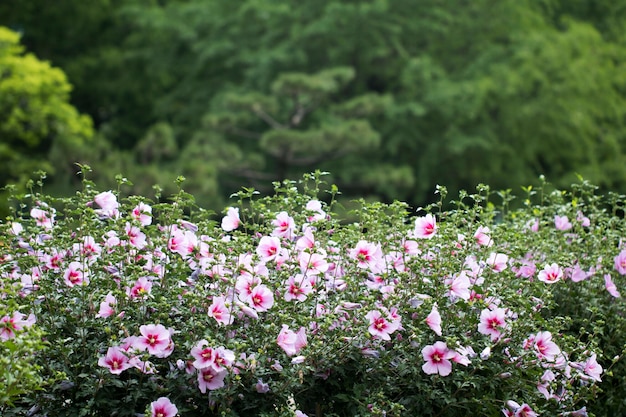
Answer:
xmin=0 ymin=26 xmax=93 ymax=215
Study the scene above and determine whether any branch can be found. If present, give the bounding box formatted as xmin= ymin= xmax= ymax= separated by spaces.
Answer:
xmin=251 ymin=104 xmax=287 ymax=130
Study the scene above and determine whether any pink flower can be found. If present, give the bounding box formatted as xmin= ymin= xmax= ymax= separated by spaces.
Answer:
xmin=96 ymin=292 xmax=117 ymax=318
xmin=446 ymin=272 xmax=471 ymax=300
xmin=349 ymin=240 xmax=384 ymax=272
xmin=426 ymin=304 xmax=442 ymax=336
xmin=505 ymin=401 xmax=538 ymax=417
xmin=271 ymin=211 xmax=296 ymax=239
xmin=191 ymin=340 xmax=214 ymax=369
xmin=366 ymin=310 xmax=400 ymax=341
xmin=305 ymin=200 xmax=325 ymax=222
xmin=526 ymin=218 xmax=539 ymax=232
xmin=582 ymin=353 xmax=603 ymax=382
xmin=64 ymin=261 xmax=88 ymax=287
xmin=248 ymin=285 xmax=275 ymax=312
xmin=98 ymin=346 xmax=131 ymax=375
xmin=529 ymin=331 xmax=561 ymax=362
xmin=197 ymin=367 xmax=227 ymax=393
xmin=132 ymin=202 xmax=152 ymax=226
xmin=486 ymin=253 xmax=508 ymax=273
xmin=421 ymin=341 xmax=455 ymax=376
xmin=298 ymin=251 xmax=329 ymax=275
xmin=554 ymin=215 xmax=572 ymax=231
xmin=134 ymin=324 xmax=173 ymax=357
xmin=414 ymin=214 xmax=437 ymax=239
xmin=604 ymin=274 xmax=620 ymax=297
xmin=94 ymin=191 xmax=120 ymax=219
xmin=0 ymin=311 xmax=36 ymax=341
xmin=477 ymin=308 xmax=507 ymax=341
xmin=256 ymin=236 xmax=281 ymax=262
xmin=208 ymin=296 xmax=234 ymax=325
xmin=30 ymin=207 xmax=55 ymax=229
xmin=127 ymin=276 xmax=152 ymax=299
xmin=614 ymin=249 xmax=626 ymax=275
xmin=150 ymin=397 xmax=178 ymax=417
xmin=284 ymin=275 xmax=313 ymax=302
xmin=537 ymin=263 xmax=563 ymax=284
xmin=576 ymin=211 xmax=590 ymax=227
xmin=221 ymin=207 xmax=240 ymax=231
xmin=474 ymin=226 xmax=493 ymax=247
xmin=276 ymin=325 xmax=307 ymax=356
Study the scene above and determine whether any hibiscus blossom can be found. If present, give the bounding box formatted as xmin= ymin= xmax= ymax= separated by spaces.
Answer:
xmin=414 ymin=214 xmax=437 ymax=239
xmin=150 ymin=397 xmax=178 ymax=417
xmin=421 ymin=341 xmax=455 ymax=376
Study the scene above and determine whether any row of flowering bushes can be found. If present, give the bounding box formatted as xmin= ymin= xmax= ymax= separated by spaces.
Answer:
xmin=1 ymin=170 xmax=625 ymax=416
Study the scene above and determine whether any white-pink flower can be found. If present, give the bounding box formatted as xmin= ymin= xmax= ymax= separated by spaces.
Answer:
xmin=477 ymin=307 xmax=507 ymax=341
xmin=529 ymin=331 xmax=561 ymax=362
xmin=582 ymin=353 xmax=603 ymax=382
xmin=132 ymin=202 xmax=152 ymax=226
xmin=446 ymin=272 xmax=471 ymax=300
xmin=221 ymin=207 xmax=240 ymax=232
xmin=305 ymin=200 xmax=325 ymax=222
xmin=426 ymin=304 xmax=442 ymax=336
xmin=208 ymin=296 xmax=234 ymax=325
xmin=0 ymin=311 xmax=36 ymax=341
xmin=365 ymin=310 xmax=400 ymax=341
xmin=256 ymin=236 xmax=281 ymax=262
xmin=96 ymin=292 xmax=117 ymax=318
xmin=64 ymin=261 xmax=88 ymax=287
xmin=414 ymin=214 xmax=437 ymax=239
xmin=486 ymin=252 xmax=508 ymax=273
xmin=474 ymin=226 xmax=493 ymax=247
xmin=284 ymin=275 xmax=313 ymax=302
xmin=276 ymin=325 xmax=308 ymax=356
xmin=537 ymin=263 xmax=563 ymax=284
xmin=150 ymin=397 xmax=178 ymax=417
xmin=197 ymin=367 xmax=227 ymax=393
xmin=421 ymin=341 xmax=455 ymax=376
xmin=134 ymin=324 xmax=174 ymax=358
xmin=94 ymin=191 xmax=120 ymax=219
xmin=349 ymin=240 xmax=384 ymax=273
xmin=271 ymin=211 xmax=296 ymax=239
xmin=30 ymin=207 xmax=55 ymax=229
xmin=248 ymin=284 xmax=275 ymax=312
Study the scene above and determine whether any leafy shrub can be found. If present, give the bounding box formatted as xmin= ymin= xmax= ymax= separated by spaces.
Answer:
xmin=1 ymin=170 xmax=625 ymax=417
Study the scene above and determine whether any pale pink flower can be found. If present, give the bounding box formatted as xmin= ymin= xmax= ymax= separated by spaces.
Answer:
xmin=414 ymin=214 xmax=437 ymax=239
xmin=426 ymin=304 xmax=442 ymax=336
xmin=9 ymin=221 xmax=23 ymax=235
xmin=96 ymin=292 xmax=117 ymax=318
xmin=75 ymin=236 xmax=102 ymax=263
xmin=248 ymin=284 xmax=274 ymax=312
xmin=197 ymin=367 xmax=227 ymax=392
xmin=554 ymin=215 xmax=572 ymax=231
xmin=276 ymin=325 xmax=307 ymax=356
xmin=514 ymin=403 xmax=538 ymax=417
xmin=150 ymin=397 xmax=178 ymax=417
xmin=284 ymin=275 xmax=313 ymax=302
xmin=295 ymin=411 xmax=309 ymax=417
xmin=235 ymin=274 xmax=262 ymax=303
xmin=474 ymin=226 xmax=493 ymax=247
xmin=30 ymin=207 xmax=55 ymax=229
xmin=211 ymin=346 xmax=236 ymax=372
xmin=191 ymin=340 xmax=214 ymax=369
xmin=486 ymin=252 xmax=509 ymax=273
xmin=134 ymin=324 xmax=173 ymax=357
xmin=271 ymin=211 xmax=296 ymax=239
xmin=168 ymin=228 xmax=197 ymax=258
xmin=446 ymin=272 xmax=471 ymax=300
xmin=614 ymin=249 xmax=626 ymax=275
xmin=298 ymin=251 xmax=329 ymax=275
xmin=0 ymin=311 xmax=36 ymax=341
xmin=530 ymin=331 xmax=561 ymax=362
xmin=526 ymin=218 xmax=539 ymax=232
xmin=125 ymin=222 xmax=147 ymax=249
xmin=365 ymin=310 xmax=400 ymax=341
xmin=421 ymin=341 xmax=455 ymax=376
xmin=94 ymin=191 xmax=120 ymax=219
xmin=604 ymin=274 xmax=620 ymax=297
xmin=477 ymin=308 xmax=507 ymax=341
xmin=208 ymin=296 xmax=234 ymax=325
xmin=537 ymin=263 xmax=563 ymax=284
xmin=221 ymin=207 xmax=240 ymax=231
xmin=305 ymin=200 xmax=325 ymax=222
xmin=349 ymin=240 xmax=384 ymax=273
xmin=132 ymin=202 xmax=152 ymax=226
xmin=98 ymin=346 xmax=132 ymax=375
xmin=296 ymin=227 xmax=316 ymax=251
xmin=64 ymin=261 xmax=88 ymax=287
xmin=256 ymin=236 xmax=281 ymax=262
xmin=255 ymin=379 xmax=270 ymax=393
xmin=127 ymin=276 xmax=152 ymax=299
xmin=576 ymin=211 xmax=590 ymax=227
xmin=582 ymin=353 xmax=603 ymax=382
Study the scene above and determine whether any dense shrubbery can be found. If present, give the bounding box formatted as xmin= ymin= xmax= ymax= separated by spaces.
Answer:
xmin=1 ymin=170 xmax=625 ymax=416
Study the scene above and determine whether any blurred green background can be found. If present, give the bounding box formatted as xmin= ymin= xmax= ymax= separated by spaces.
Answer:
xmin=1 ymin=0 xmax=625 ymax=213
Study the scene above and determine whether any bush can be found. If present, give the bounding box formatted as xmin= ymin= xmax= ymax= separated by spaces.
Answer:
xmin=1 ymin=170 xmax=624 ymax=416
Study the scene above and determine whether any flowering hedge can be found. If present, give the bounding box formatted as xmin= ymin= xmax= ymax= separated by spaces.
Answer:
xmin=1 ymin=170 xmax=625 ymax=416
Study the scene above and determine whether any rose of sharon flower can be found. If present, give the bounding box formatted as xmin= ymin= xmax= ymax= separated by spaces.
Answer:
xmin=98 ymin=346 xmax=132 ymax=375
xmin=0 ymin=311 xmax=36 ymax=341
xmin=614 ymin=249 xmax=626 ymax=275
xmin=94 ymin=191 xmax=120 ymax=219
xmin=414 ymin=214 xmax=437 ymax=239
xmin=221 ymin=207 xmax=240 ymax=231
xmin=537 ymin=263 xmax=563 ymax=284
xmin=197 ymin=367 xmax=227 ymax=393
xmin=277 ymin=325 xmax=307 ymax=356
xmin=133 ymin=324 xmax=174 ymax=358
xmin=477 ymin=307 xmax=507 ymax=341
xmin=554 ymin=215 xmax=572 ymax=231
xmin=150 ymin=397 xmax=178 ymax=417
xmin=366 ymin=309 xmax=400 ymax=341
xmin=425 ymin=304 xmax=442 ymax=336
xmin=605 ymin=274 xmax=621 ymax=298
xmin=422 ymin=341 xmax=455 ymax=376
